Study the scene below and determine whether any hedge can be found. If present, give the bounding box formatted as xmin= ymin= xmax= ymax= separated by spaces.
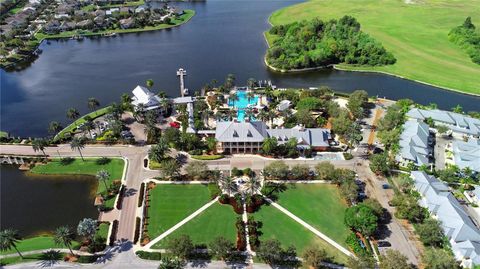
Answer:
xmin=109 ymin=220 xmax=118 ymax=247
xmin=133 ymin=217 xmax=141 ymax=244
xmin=138 ymin=182 xmax=145 ymax=207
xmin=190 ymin=154 xmax=224 ymax=160
xmin=136 ymin=250 xmax=162 ymax=260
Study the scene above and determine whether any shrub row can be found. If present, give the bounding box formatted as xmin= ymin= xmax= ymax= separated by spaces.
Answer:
xmin=133 ymin=217 xmax=141 ymax=244
xmin=109 ymin=220 xmax=118 ymax=247
xmin=116 ymin=185 xmax=126 ymax=210
xmin=135 ymin=251 xmax=162 ymax=260
xmin=138 ymin=182 xmax=145 ymax=207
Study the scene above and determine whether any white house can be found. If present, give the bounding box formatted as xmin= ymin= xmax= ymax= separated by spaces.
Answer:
xmin=131 ymin=85 xmax=163 ymax=111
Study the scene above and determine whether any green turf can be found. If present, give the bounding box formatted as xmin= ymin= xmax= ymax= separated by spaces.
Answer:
xmin=253 ymin=204 xmax=349 ymax=264
xmin=146 ymin=185 xmax=211 ymax=239
xmin=97 ymin=222 xmax=110 ymax=239
xmin=0 ymin=236 xmax=80 ymax=255
xmin=276 ymin=184 xmax=350 ymax=248
xmin=152 ymin=202 xmax=237 ymax=249
xmin=30 ymin=158 xmax=125 ymax=194
xmin=268 ymin=0 xmax=480 ymax=96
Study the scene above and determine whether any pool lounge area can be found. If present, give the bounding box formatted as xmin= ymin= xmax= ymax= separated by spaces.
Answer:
xmin=228 ymin=89 xmax=259 ymax=122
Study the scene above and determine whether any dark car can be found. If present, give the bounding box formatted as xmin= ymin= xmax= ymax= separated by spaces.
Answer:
xmin=378 ymin=241 xmax=391 ymax=248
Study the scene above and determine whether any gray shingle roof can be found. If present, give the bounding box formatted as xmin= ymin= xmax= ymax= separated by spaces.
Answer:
xmin=412 ymin=171 xmax=480 ymax=265
xmin=215 ymin=121 xmax=268 ymax=142
xmin=398 ymin=120 xmax=432 ymax=166
xmin=407 ymin=108 xmax=480 ymax=136
xmin=453 ymin=139 xmax=480 ymax=172
xmin=215 ymin=121 xmax=331 ymax=147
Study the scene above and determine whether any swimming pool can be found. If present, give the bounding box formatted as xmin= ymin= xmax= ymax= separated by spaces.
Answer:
xmin=228 ymin=90 xmax=258 ymax=121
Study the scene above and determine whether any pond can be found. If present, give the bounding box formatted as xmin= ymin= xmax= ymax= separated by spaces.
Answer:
xmin=0 ymin=165 xmax=98 ymax=237
xmin=1 ymin=0 xmax=479 ymax=137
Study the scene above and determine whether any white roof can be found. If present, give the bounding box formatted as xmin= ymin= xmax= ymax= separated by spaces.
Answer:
xmin=452 ymin=138 xmax=480 ymax=172
xmin=407 ymin=108 xmax=480 ymax=136
xmin=131 ymin=85 xmax=161 ymax=109
xmin=397 ymin=120 xmax=432 ymax=166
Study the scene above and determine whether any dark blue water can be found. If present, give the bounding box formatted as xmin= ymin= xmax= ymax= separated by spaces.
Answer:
xmin=1 ymin=0 xmax=479 ymax=137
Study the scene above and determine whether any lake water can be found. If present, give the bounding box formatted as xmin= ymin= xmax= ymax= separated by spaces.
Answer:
xmin=1 ymin=0 xmax=479 ymax=137
xmin=0 ymin=165 xmax=98 ymax=237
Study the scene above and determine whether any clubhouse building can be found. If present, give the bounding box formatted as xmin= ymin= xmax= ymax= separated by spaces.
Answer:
xmin=215 ymin=121 xmax=332 ymax=154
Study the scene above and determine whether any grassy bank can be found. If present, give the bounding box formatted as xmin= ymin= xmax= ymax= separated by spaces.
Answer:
xmin=30 ymin=158 xmax=125 ymax=194
xmin=268 ymin=0 xmax=480 ymax=96
xmin=35 ymin=10 xmax=195 ymax=41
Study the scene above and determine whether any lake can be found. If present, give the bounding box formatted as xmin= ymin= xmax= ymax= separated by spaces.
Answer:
xmin=0 ymin=165 xmax=98 ymax=237
xmin=1 ymin=0 xmax=479 ymax=137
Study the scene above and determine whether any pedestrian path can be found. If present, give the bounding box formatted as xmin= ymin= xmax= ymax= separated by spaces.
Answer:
xmin=144 ymin=197 xmax=219 ymax=249
xmin=263 ymin=197 xmax=355 ymax=257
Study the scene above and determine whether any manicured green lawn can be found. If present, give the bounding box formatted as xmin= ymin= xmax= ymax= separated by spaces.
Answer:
xmin=0 ymin=236 xmax=80 ymax=255
xmin=153 ymin=203 xmax=237 ymax=249
xmin=268 ymin=0 xmax=480 ymax=96
xmin=54 ymin=106 xmax=111 ymax=140
xmin=36 ymin=10 xmax=195 ymax=41
xmin=98 ymin=222 xmax=110 ymax=239
xmin=147 ymin=185 xmax=211 ymax=239
xmin=253 ymin=204 xmax=349 ymax=264
xmin=276 ymin=184 xmax=350 ymax=248
xmin=30 ymin=158 xmax=125 ymax=194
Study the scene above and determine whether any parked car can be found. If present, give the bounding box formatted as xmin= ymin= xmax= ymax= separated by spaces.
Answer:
xmin=91 ymin=132 xmax=97 ymax=139
xmin=169 ymin=121 xmax=181 ymax=128
xmin=382 ymin=183 xmax=390 ymax=189
xmin=378 ymin=241 xmax=391 ymax=248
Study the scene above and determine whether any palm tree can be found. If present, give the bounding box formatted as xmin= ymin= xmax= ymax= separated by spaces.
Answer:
xmin=267 ymin=110 xmax=276 ymax=126
xmin=53 ymin=226 xmax=75 ymax=256
xmin=246 ymin=176 xmax=261 ymax=195
xmin=146 ymin=79 xmax=154 ymax=89
xmin=32 ymin=138 xmax=48 ymax=157
xmin=121 ymin=93 xmax=132 ymax=107
xmin=258 ymin=110 xmax=268 ymax=122
xmin=48 ymin=121 xmax=63 ymax=135
xmin=96 ymin=169 xmax=110 ymax=192
xmin=221 ymin=176 xmax=236 ymax=196
xmin=66 ymin=108 xmax=80 ymax=121
xmin=245 ymin=107 xmax=255 ymax=121
xmin=134 ymin=103 xmax=146 ymax=121
xmin=70 ymin=137 xmax=86 ymax=161
xmin=149 ymin=138 xmax=170 ymax=162
xmin=247 ymin=78 xmax=256 ymax=89
xmin=0 ymin=229 xmax=23 ymax=258
xmin=87 ymin=98 xmax=100 ymax=111
xmin=157 ymin=90 xmax=167 ymax=98
xmin=229 ymin=93 xmax=239 ymax=106
xmin=160 ymin=98 xmax=169 ymax=115
xmin=82 ymin=120 xmax=95 ymax=138
xmin=452 ymin=104 xmax=463 ymax=114
xmin=247 ymin=91 xmax=255 ymax=102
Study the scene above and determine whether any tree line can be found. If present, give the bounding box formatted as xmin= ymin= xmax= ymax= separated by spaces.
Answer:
xmin=267 ymin=15 xmax=396 ymax=70
xmin=449 ymin=17 xmax=480 ymax=65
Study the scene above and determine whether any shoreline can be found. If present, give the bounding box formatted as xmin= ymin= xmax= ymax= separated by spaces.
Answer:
xmin=262 ymin=32 xmax=480 ymax=97
xmin=36 ymin=9 xmax=195 ymax=42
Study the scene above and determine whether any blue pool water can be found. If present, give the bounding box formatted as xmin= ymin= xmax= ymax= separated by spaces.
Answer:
xmin=228 ymin=90 xmax=258 ymax=121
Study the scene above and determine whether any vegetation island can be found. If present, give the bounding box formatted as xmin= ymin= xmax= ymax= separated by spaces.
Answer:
xmin=266 ymin=16 xmax=396 ymax=71
xmin=0 ymin=0 xmax=195 ymax=70
xmin=267 ymin=0 xmax=480 ymax=96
